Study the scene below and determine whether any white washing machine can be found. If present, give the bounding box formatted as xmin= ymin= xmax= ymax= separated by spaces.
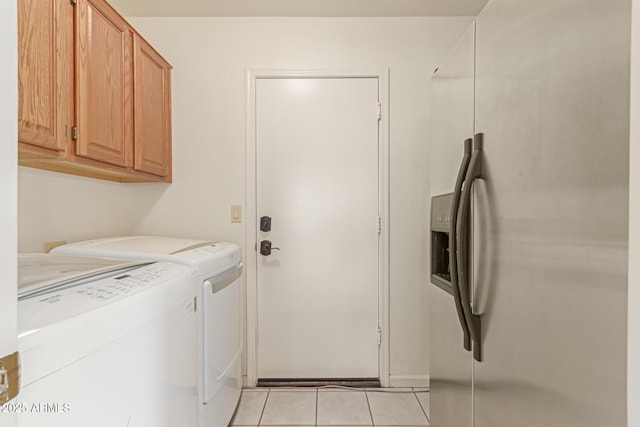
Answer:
xmin=52 ymin=237 xmax=243 ymax=427
xmin=17 ymin=253 xmax=199 ymax=427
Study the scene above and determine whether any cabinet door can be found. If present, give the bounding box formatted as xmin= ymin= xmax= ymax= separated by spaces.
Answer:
xmin=18 ymin=0 xmax=71 ymax=154
xmin=76 ymin=0 xmax=133 ymax=167
xmin=133 ymin=35 xmax=172 ymax=179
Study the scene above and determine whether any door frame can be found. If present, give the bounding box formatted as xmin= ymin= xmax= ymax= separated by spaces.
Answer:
xmin=1 ymin=0 xmax=18 ymax=420
xmin=245 ymin=69 xmax=390 ymax=387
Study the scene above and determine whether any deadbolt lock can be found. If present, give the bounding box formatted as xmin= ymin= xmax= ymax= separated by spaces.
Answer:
xmin=260 ymin=216 xmax=272 ymax=232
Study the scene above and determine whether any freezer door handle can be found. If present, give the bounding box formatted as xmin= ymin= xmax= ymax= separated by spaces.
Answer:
xmin=450 ymin=138 xmax=473 ymax=352
xmin=457 ymin=133 xmax=484 ymax=362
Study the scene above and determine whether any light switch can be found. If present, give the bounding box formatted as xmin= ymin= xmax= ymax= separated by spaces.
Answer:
xmin=231 ymin=205 xmax=242 ymax=223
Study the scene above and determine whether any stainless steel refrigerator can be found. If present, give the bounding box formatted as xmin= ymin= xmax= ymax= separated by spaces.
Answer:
xmin=429 ymin=0 xmax=630 ymax=425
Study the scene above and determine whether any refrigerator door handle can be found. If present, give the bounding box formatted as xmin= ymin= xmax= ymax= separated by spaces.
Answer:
xmin=450 ymin=138 xmax=473 ymax=352
xmin=457 ymin=133 xmax=484 ymax=362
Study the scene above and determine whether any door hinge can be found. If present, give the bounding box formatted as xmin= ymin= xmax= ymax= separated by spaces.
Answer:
xmin=71 ymin=126 xmax=78 ymax=140
xmin=70 ymin=0 xmax=77 ymax=5
xmin=377 ymin=326 xmax=382 ymax=346
xmin=377 ymin=102 xmax=382 ymax=121
xmin=0 ymin=352 xmax=20 ymax=404
xmin=377 ymin=216 xmax=382 ymax=235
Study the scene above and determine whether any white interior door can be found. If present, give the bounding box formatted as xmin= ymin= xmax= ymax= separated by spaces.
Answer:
xmin=256 ymin=77 xmax=380 ymax=379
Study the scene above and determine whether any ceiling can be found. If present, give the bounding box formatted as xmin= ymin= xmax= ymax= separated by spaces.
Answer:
xmin=107 ymin=0 xmax=489 ymax=17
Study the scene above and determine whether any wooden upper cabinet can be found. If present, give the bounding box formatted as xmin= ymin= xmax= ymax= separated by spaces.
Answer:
xmin=75 ymin=0 xmax=133 ymax=168
xmin=18 ymin=0 xmax=172 ymax=182
xmin=18 ymin=0 xmax=72 ymax=155
xmin=133 ymin=35 xmax=172 ymax=179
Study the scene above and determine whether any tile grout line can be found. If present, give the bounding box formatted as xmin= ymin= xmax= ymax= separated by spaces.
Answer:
xmin=416 ymin=389 xmax=431 ymax=423
xmin=364 ymin=389 xmax=375 ymax=427
xmin=257 ymin=388 xmax=270 ymax=427
xmin=313 ymin=387 xmax=320 ymax=427
xmin=413 ymin=390 xmax=430 ymax=424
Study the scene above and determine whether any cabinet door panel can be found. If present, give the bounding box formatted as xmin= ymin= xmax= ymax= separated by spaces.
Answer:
xmin=134 ymin=36 xmax=171 ymax=178
xmin=18 ymin=0 xmax=66 ymax=152
xmin=76 ymin=0 xmax=133 ymax=167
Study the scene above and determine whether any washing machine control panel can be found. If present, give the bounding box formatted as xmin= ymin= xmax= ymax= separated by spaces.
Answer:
xmin=75 ymin=265 xmax=169 ymax=301
xmin=18 ymin=262 xmax=194 ymax=334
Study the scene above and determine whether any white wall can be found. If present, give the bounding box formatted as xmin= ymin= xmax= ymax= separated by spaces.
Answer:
xmin=122 ymin=16 xmax=472 ymax=382
xmin=0 ymin=0 xmax=17 ymax=424
xmin=18 ymin=168 xmax=139 ymax=252
xmin=629 ymin=0 xmax=639 ymax=424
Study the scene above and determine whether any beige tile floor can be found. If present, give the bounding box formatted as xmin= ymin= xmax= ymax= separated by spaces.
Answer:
xmin=230 ymin=387 xmax=430 ymax=426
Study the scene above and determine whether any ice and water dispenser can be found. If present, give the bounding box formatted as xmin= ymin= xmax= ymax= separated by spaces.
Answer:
xmin=430 ymin=193 xmax=454 ymax=294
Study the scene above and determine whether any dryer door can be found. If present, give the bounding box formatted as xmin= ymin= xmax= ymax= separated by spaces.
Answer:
xmin=202 ymin=264 xmax=242 ymax=405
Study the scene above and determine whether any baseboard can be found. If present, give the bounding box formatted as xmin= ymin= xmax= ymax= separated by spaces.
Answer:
xmin=242 ymin=374 xmax=251 ymax=388
xmin=388 ymin=375 xmax=430 ymax=388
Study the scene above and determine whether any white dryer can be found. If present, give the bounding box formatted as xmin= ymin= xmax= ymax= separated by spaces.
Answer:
xmin=52 ymin=236 xmax=243 ymax=427
xmin=17 ymin=253 xmax=199 ymax=427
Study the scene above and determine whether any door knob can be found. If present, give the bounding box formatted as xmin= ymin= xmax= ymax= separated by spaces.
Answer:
xmin=260 ymin=216 xmax=272 ymax=232
xmin=260 ymin=240 xmax=280 ymax=256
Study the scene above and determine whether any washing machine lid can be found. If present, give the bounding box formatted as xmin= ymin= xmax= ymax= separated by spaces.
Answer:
xmin=53 ymin=236 xmax=214 ymax=255
xmin=18 ymin=254 xmax=152 ymax=300
xmin=52 ymin=236 xmax=243 ymax=280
